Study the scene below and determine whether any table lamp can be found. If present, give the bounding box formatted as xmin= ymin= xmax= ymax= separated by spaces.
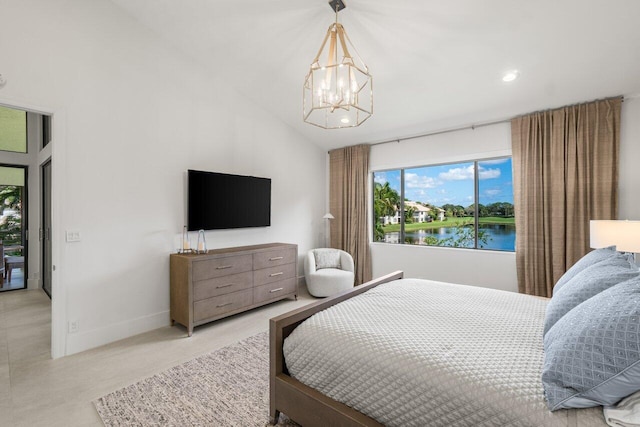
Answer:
xmin=590 ymin=220 xmax=640 ymax=261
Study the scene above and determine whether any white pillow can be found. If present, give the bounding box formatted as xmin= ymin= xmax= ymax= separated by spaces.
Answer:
xmin=313 ymin=249 xmax=342 ymax=270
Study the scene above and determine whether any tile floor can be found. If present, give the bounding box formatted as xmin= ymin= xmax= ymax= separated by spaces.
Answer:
xmin=0 ymin=269 xmax=25 ymax=292
xmin=0 ymin=286 xmax=315 ymax=426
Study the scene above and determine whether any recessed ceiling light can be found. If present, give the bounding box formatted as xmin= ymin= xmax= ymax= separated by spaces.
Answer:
xmin=340 ymin=117 xmax=350 ymax=124
xmin=502 ymin=70 xmax=520 ymax=82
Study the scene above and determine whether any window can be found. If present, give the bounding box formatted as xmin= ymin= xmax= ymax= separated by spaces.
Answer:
xmin=42 ymin=115 xmax=52 ymax=148
xmin=0 ymin=105 xmax=27 ymax=153
xmin=372 ymin=157 xmax=515 ymax=251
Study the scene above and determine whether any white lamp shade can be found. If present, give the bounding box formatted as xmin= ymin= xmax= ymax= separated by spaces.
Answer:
xmin=590 ymin=220 xmax=640 ymax=253
xmin=323 ymin=213 xmax=335 ymax=220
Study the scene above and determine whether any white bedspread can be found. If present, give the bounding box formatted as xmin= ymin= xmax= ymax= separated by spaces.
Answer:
xmin=283 ymin=278 xmax=606 ymax=426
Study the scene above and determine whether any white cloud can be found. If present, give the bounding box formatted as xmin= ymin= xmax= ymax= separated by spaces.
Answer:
xmin=439 ymin=165 xmax=474 ymax=181
xmin=484 ymin=189 xmax=501 ymax=196
xmin=373 ymin=173 xmax=387 ymax=184
xmin=438 ymin=165 xmax=501 ymax=181
xmin=478 ymin=166 xmax=501 ymax=180
xmin=405 ymin=172 xmax=441 ymax=189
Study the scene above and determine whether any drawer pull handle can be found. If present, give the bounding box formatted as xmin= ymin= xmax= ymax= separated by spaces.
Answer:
xmin=269 ymin=256 xmax=284 ymax=261
xmin=216 ymin=265 xmax=232 ymax=270
xmin=216 ymin=283 xmax=234 ymax=289
xmin=269 ymin=272 xmax=284 ymax=277
xmin=269 ymin=287 xmax=284 ymax=293
xmin=216 ymin=302 xmax=233 ymax=308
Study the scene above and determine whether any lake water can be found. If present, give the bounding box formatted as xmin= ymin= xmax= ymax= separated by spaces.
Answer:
xmin=383 ymin=224 xmax=515 ymax=251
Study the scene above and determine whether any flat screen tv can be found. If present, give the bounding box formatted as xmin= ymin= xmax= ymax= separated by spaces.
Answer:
xmin=187 ymin=170 xmax=271 ymax=231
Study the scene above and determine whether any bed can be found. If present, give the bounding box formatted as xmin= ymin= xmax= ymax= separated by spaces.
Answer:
xmin=269 ymin=271 xmax=608 ymax=426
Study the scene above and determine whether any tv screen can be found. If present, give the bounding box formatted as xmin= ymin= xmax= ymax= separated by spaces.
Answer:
xmin=187 ymin=170 xmax=271 ymax=231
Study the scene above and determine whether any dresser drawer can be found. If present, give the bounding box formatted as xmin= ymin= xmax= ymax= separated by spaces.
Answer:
xmin=253 ymin=248 xmax=296 ymax=270
xmin=193 ymin=271 xmax=253 ymax=301
xmin=192 ymin=254 xmax=252 ymax=281
xmin=193 ymin=289 xmax=253 ymax=322
xmin=253 ymin=263 xmax=295 ymax=287
xmin=254 ymin=278 xmax=296 ymax=303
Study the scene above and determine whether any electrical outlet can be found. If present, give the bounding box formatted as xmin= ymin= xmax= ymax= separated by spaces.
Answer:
xmin=68 ymin=320 xmax=79 ymax=334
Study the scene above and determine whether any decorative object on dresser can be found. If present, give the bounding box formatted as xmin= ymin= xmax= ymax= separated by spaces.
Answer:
xmin=170 ymin=243 xmax=297 ymax=336
xmin=196 ymin=229 xmax=207 ymax=254
xmin=179 ymin=225 xmax=191 ymax=253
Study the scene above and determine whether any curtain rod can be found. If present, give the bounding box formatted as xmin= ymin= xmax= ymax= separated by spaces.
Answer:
xmin=327 ymin=95 xmax=627 ymax=153
xmin=368 ymin=117 xmax=512 ymax=147
xmin=362 ymin=95 xmax=626 ymax=149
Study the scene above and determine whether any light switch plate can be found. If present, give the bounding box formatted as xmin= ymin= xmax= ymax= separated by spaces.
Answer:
xmin=66 ymin=230 xmax=81 ymax=242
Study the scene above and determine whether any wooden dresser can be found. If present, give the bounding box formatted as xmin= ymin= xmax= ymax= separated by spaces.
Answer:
xmin=170 ymin=242 xmax=298 ymax=336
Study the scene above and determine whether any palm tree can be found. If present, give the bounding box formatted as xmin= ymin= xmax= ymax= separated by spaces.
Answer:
xmin=404 ymin=205 xmax=416 ymax=224
xmin=373 ymin=182 xmax=400 ymax=241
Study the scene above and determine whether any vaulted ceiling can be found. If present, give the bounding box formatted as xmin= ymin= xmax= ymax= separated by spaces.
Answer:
xmin=110 ymin=0 xmax=640 ymax=150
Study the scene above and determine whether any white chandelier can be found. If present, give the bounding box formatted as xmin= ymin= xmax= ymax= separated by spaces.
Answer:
xmin=303 ymin=0 xmax=373 ymax=129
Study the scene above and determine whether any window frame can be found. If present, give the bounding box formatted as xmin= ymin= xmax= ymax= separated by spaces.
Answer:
xmin=371 ymin=156 xmax=514 ymax=252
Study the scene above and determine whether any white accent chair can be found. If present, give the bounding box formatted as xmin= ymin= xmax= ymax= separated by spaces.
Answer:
xmin=304 ymin=248 xmax=355 ymax=297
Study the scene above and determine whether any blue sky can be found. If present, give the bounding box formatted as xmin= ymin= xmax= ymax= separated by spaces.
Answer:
xmin=373 ymin=158 xmax=513 ymax=208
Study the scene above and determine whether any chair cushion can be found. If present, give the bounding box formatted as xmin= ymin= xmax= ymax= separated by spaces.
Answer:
xmin=307 ymin=268 xmax=354 ymax=297
xmin=314 ymin=249 xmax=342 ymax=270
xmin=542 ymin=275 xmax=640 ymax=410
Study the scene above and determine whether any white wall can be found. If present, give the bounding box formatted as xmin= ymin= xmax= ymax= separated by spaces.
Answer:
xmin=370 ymin=98 xmax=640 ymax=292
xmin=0 ymin=0 xmax=326 ymax=356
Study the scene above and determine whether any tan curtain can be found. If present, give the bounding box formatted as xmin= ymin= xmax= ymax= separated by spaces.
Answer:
xmin=329 ymin=144 xmax=372 ymax=285
xmin=511 ymin=97 xmax=621 ymax=297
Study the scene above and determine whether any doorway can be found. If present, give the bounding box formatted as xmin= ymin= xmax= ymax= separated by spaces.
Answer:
xmin=0 ymin=165 xmax=27 ymax=292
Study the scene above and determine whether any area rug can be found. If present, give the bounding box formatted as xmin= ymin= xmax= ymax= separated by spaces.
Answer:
xmin=94 ymin=332 xmax=296 ymax=426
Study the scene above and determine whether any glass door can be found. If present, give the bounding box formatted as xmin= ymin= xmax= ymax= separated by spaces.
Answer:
xmin=41 ymin=160 xmax=52 ymax=297
xmin=0 ymin=165 xmax=27 ymax=291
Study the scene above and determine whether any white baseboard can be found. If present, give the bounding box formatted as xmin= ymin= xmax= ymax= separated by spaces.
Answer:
xmin=27 ymin=278 xmax=41 ymax=290
xmin=65 ymin=310 xmax=170 ymax=356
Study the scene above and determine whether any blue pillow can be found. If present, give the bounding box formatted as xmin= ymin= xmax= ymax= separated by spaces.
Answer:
xmin=544 ymin=255 xmax=638 ymax=335
xmin=553 ymin=246 xmax=618 ymax=295
xmin=542 ymin=276 xmax=640 ymax=411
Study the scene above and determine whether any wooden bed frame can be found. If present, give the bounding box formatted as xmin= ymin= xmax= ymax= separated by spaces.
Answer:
xmin=269 ymin=270 xmax=404 ymax=426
